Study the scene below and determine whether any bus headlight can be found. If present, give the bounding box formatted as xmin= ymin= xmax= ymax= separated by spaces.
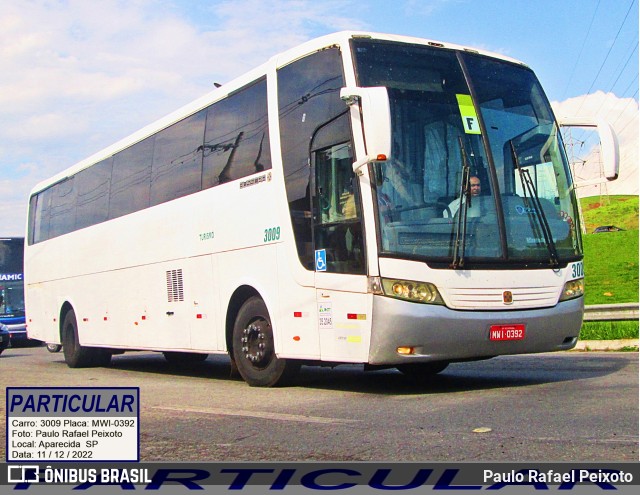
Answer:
xmin=560 ymin=278 xmax=584 ymax=301
xmin=381 ymin=278 xmax=444 ymax=305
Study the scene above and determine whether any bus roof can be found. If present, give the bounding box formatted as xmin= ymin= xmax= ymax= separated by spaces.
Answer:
xmin=30 ymin=31 xmax=527 ymax=196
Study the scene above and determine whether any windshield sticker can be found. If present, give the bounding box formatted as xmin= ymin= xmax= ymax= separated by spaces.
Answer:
xmin=456 ymin=94 xmax=482 ymax=135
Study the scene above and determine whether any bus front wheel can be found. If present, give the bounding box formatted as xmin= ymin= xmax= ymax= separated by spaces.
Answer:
xmin=232 ymin=296 xmax=299 ymax=387
xmin=62 ymin=309 xmax=111 ymax=368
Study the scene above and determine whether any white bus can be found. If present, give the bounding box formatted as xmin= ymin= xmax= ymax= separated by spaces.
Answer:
xmin=25 ymin=32 xmax=619 ymax=386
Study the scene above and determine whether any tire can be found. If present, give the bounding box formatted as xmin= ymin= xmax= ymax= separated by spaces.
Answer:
xmin=62 ymin=309 xmax=111 ymax=368
xmin=396 ymin=361 xmax=449 ymax=383
xmin=232 ymin=296 xmax=299 ymax=387
xmin=47 ymin=343 xmax=63 ymax=353
xmin=163 ymin=351 xmax=208 ymax=364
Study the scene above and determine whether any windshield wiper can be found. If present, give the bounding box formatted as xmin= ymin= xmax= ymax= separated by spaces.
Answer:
xmin=450 ymin=136 xmax=472 ymax=269
xmin=510 ymin=141 xmax=559 ymax=268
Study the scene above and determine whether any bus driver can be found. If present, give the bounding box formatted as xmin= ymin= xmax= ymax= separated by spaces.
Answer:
xmin=444 ymin=175 xmax=482 ymax=218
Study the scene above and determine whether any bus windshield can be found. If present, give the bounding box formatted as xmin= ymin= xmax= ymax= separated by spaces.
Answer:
xmin=0 ymin=238 xmax=25 ymax=320
xmin=352 ymin=40 xmax=580 ymax=267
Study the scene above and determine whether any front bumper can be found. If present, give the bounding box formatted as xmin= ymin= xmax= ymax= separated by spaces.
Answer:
xmin=368 ymin=296 xmax=583 ymax=365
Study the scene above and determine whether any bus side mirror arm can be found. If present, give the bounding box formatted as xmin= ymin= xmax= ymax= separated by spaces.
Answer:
xmin=351 ymin=155 xmax=387 ymax=176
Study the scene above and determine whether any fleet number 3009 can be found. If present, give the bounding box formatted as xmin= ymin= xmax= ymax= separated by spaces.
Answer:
xmin=264 ymin=227 xmax=281 ymax=242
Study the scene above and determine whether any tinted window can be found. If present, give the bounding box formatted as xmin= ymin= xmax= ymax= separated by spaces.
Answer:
xmin=151 ymin=111 xmax=206 ymax=206
xmin=109 ymin=137 xmax=153 ymax=219
xmin=28 ymin=194 xmax=42 ymax=245
xmin=277 ymin=48 xmax=346 ymax=268
xmin=75 ymin=158 xmax=112 ymax=230
xmin=28 ymin=75 xmax=270 ymax=244
xmin=203 ymin=78 xmax=271 ymax=188
xmin=312 ymin=139 xmax=365 ymax=274
xmin=31 ymin=187 xmax=53 ymax=244
xmin=49 ymin=178 xmax=76 ymax=238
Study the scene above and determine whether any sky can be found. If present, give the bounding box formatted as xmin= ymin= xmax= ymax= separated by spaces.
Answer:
xmin=1 ymin=0 xmax=638 ymax=236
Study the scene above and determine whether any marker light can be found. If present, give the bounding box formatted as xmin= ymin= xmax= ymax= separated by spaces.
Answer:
xmin=368 ymin=276 xmax=383 ymax=294
xmin=397 ymin=346 xmax=415 ymax=355
xmin=559 ymin=278 xmax=584 ymax=301
xmin=381 ymin=278 xmax=444 ymax=305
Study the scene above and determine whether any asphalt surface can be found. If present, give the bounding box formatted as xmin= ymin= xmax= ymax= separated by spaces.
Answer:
xmin=1 ymin=345 xmax=637 ymax=462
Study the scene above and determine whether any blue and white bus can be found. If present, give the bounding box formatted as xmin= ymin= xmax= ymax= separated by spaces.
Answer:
xmin=0 ymin=237 xmax=27 ymax=343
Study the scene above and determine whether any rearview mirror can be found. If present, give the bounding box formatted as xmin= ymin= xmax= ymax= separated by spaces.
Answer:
xmin=340 ymin=86 xmax=391 ymax=173
xmin=558 ymin=117 xmax=619 ymax=180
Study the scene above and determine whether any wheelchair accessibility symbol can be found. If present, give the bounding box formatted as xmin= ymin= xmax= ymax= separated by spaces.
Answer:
xmin=315 ymin=249 xmax=327 ymax=272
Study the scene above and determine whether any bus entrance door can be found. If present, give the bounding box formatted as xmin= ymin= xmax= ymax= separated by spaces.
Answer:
xmin=312 ymin=140 xmax=370 ymax=363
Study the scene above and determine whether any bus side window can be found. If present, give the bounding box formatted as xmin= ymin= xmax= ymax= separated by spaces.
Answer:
xmin=203 ymin=78 xmax=271 ymax=189
xmin=109 ymin=137 xmax=154 ymax=220
xmin=278 ymin=47 xmax=346 ymax=271
xmin=75 ymin=158 xmax=113 ymax=230
xmin=312 ymin=142 xmax=365 ymax=275
xmin=30 ymin=187 xmax=53 ymax=244
xmin=151 ymin=111 xmax=206 ymax=206
xmin=48 ymin=177 xmax=77 ymax=239
xmin=310 ymin=112 xmax=365 ymax=275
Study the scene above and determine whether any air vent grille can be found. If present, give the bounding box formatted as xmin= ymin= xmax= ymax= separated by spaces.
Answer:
xmin=166 ymin=269 xmax=184 ymax=302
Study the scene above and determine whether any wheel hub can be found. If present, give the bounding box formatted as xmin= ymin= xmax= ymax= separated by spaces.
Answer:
xmin=241 ymin=320 xmax=270 ymax=367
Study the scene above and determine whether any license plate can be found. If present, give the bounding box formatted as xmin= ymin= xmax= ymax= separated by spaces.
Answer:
xmin=489 ymin=324 xmax=525 ymax=341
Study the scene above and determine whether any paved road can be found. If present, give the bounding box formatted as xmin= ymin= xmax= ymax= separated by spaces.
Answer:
xmin=1 ymin=346 xmax=637 ymax=461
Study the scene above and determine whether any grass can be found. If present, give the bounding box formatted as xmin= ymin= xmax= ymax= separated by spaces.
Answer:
xmin=581 ymin=230 xmax=638 ymax=305
xmin=578 ymin=195 xmax=638 ymax=341
xmin=579 ymin=195 xmax=638 ymax=233
xmin=580 ymin=321 xmax=639 ymax=340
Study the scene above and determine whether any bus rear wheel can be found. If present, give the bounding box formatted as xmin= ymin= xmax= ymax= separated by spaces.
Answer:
xmin=62 ymin=309 xmax=111 ymax=368
xmin=232 ymin=296 xmax=299 ymax=387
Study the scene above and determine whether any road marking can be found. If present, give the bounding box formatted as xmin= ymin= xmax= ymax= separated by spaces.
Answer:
xmin=153 ymin=406 xmax=359 ymax=425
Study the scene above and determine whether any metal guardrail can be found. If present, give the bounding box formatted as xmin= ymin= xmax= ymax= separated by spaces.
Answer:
xmin=583 ymin=303 xmax=639 ymax=321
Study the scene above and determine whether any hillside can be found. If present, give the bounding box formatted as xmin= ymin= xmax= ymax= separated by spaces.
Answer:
xmin=579 ymin=195 xmax=638 ymax=233
xmin=582 ymin=230 xmax=638 ymax=305
xmin=579 ymin=195 xmax=638 ymax=306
